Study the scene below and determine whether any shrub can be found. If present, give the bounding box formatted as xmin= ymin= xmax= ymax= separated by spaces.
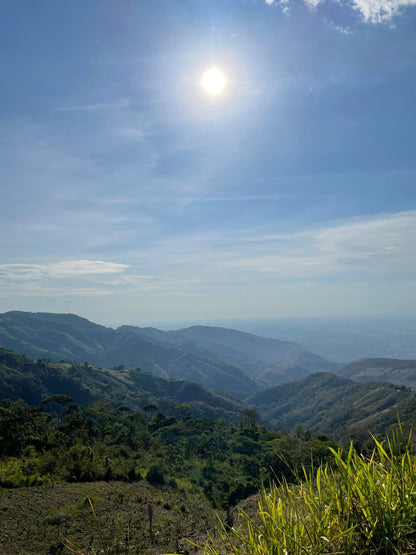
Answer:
xmin=146 ymin=464 xmax=165 ymax=485
xmin=197 ymin=425 xmax=416 ymax=554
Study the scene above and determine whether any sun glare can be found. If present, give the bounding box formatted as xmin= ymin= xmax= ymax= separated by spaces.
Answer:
xmin=202 ymin=68 xmax=226 ymax=95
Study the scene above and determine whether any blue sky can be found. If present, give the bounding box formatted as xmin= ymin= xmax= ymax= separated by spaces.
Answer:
xmin=0 ymin=0 xmax=416 ymax=325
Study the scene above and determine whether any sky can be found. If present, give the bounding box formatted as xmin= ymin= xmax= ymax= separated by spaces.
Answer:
xmin=0 ymin=0 xmax=416 ymax=326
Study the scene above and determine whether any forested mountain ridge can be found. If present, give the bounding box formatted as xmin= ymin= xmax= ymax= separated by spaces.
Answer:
xmin=2 ymin=345 xmax=416 ymax=443
xmin=0 ymin=310 xmax=338 ymax=396
xmin=124 ymin=324 xmax=332 ymax=367
xmin=338 ymin=357 xmax=416 ymax=389
xmin=0 ymin=347 xmax=244 ymax=422
xmin=247 ymin=371 xmax=413 ymax=441
xmin=3 ymin=311 xmax=416 ymax=443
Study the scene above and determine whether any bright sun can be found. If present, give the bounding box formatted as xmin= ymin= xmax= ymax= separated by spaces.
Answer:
xmin=202 ymin=68 xmax=226 ymax=95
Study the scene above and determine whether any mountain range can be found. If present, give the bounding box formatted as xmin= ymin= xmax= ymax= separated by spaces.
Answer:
xmin=0 ymin=311 xmax=338 ymax=397
xmin=1 ymin=345 xmax=416 ymax=442
xmin=2 ymin=310 xmax=416 ymax=441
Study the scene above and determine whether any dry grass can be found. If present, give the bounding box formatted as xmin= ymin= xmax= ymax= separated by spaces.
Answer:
xmin=0 ymin=481 xmax=219 ymax=554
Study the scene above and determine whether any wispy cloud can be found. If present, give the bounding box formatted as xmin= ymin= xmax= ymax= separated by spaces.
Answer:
xmin=0 ymin=260 xmax=161 ymax=299
xmin=52 ymin=98 xmax=131 ymax=112
xmin=351 ymin=0 xmax=416 ymax=22
xmin=130 ymin=209 xmax=415 ymax=286
xmin=0 ymin=282 xmax=115 ymax=298
xmin=0 ymin=260 xmax=129 ymax=281
xmin=219 ymin=210 xmax=416 ymax=279
xmin=265 ymin=0 xmax=416 ymax=22
xmin=303 ymin=0 xmax=323 ymax=8
xmin=1 ymin=212 xmax=414 ymax=316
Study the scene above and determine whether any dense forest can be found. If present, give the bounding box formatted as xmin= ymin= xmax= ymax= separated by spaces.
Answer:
xmin=0 ymin=397 xmax=338 ymax=501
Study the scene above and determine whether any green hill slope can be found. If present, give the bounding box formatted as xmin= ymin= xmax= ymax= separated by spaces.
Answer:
xmin=247 ymin=372 xmax=413 ymax=440
xmin=0 ymin=347 xmax=244 ymax=422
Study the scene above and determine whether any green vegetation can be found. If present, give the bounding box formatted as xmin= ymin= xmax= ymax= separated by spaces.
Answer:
xmin=2 ymin=341 xmax=416 ymax=553
xmin=0 ymin=347 xmax=245 ymax=423
xmin=0 ymin=398 xmax=336 ymax=504
xmin=3 ymin=396 xmax=416 ymax=553
xmin=200 ymin=425 xmax=416 ymax=554
xmin=248 ymin=372 xmax=413 ymax=441
xmin=0 ymin=397 xmax=339 ymax=554
xmin=3 ymin=346 xmax=416 ymax=445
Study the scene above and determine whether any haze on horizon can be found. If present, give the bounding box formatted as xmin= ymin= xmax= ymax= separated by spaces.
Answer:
xmin=1 ymin=0 xmax=416 ymax=325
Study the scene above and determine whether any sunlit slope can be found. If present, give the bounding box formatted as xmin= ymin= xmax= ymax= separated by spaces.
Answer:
xmin=339 ymin=358 xmax=416 ymax=389
xmin=247 ymin=372 xmax=413 ymax=440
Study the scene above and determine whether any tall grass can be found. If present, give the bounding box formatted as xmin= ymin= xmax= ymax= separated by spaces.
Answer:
xmin=197 ymin=426 xmax=416 ymax=554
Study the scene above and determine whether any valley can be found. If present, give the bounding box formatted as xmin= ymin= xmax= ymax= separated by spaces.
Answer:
xmin=1 ymin=311 xmax=416 ymax=554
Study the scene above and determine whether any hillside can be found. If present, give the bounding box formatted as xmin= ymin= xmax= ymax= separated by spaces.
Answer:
xmin=338 ymin=357 xmax=416 ymax=390
xmin=128 ymin=324 xmax=335 ymax=368
xmin=125 ymin=324 xmax=339 ymax=384
xmin=0 ymin=481 xmax=219 ymax=555
xmin=0 ymin=311 xmax=338 ymax=396
xmin=248 ymin=372 xmax=413 ymax=440
xmin=0 ymin=311 xmax=258 ymax=397
xmin=0 ymin=347 xmax=244 ymax=422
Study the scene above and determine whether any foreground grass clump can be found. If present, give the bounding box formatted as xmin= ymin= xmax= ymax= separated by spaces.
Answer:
xmin=200 ymin=428 xmax=416 ymax=554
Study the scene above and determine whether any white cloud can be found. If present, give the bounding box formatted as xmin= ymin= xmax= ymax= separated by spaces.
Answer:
xmin=105 ymin=210 xmax=416 ymax=292
xmin=333 ymin=24 xmax=352 ymax=34
xmin=267 ymin=0 xmax=416 ymax=22
xmin=218 ymin=210 xmax=416 ymax=279
xmin=351 ymin=0 xmax=416 ymax=22
xmin=303 ymin=0 xmax=324 ymax=8
xmin=1 ymin=213 xmax=415 ymax=311
xmin=0 ymin=260 xmax=129 ymax=281
xmin=0 ymin=261 xmax=164 ymax=300
xmin=68 ymin=288 xmax=114 ymax=297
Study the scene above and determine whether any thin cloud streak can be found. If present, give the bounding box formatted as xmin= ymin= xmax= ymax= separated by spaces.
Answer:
xmin=130 ymin=210 xmax=416 ymax=286
xmin=51 ymin=99 xmax=131 ymax=112
xmin=219 ymin=210 xmax=416 ymax=279
xmin=0 ymin=260 xmax=129 ymax=281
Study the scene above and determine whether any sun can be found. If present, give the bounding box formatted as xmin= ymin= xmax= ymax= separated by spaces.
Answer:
xmin=202 ymin=68 xmax=226 ymax=95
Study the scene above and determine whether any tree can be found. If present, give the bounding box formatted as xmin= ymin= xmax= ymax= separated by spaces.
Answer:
xmin=143 ymin=403 xmax=158 ymax=420
xmin=42 ymin=394 xmax=73 ymax=428
xmin=239 ymin=407 xmax=259 ymax=429
xmin=176 ymin=403 xmax=191 ymax=422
